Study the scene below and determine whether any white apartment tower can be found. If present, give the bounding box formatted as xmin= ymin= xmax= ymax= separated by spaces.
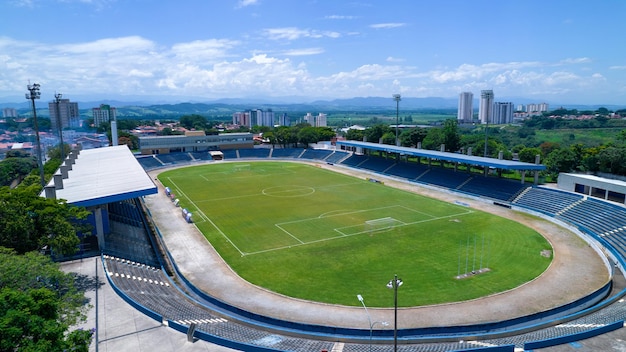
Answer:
xmin=49 ymin=98 xmax=80 ymax=130
xmin=2 ymin=108 xmax=17 ymax=118
xmin=92 ymin=104 xmax=117 ymax=126
xmin=457 ymin=92 xmax=473 ymax=123
xmin=493 ymin=102 xmax=514 ymax=124
xmin=479 ymin=90 xmax=494 ymax=124
xmin=304 ymin=113 xmax=327 ymax=127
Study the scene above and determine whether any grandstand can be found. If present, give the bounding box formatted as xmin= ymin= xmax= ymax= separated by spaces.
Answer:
xmin=46 ymin=144 xmax=626 ymax=351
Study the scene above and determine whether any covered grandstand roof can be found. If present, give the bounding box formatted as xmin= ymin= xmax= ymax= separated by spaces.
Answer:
xmin=41 ymin=145 xmax=157 ymax=207
xmin=336 ymin=140 xmax=546 ymax=171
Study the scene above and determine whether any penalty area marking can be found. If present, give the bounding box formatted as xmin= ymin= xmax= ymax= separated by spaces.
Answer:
xmin=262 ymin=185 xmax=315 ymax=197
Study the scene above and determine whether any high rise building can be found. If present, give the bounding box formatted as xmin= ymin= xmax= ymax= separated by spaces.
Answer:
xmin=526 ymin=103 xmax=549 ymax=115
xmin=479 ymin=90 xmax=494 ymax=124
xmin=252 ymin=109 xmax=275 ymax=127
xmin=303 ymin=113 xmax=327 ymax=127
xmin=278 ymin=113 xmax=290 ymax=126
xmin=92 ymin=104 xmax=117 ymax=126
xmin=232 ymin=112 xmax=251 ymax=127
xmin=49 ymin=98 xmax=80 ymax=130
xmin=2 ymin=108 xmax=17 ymax=118
xmin=493 ymin=102 xmax=514 ymax=124
xmin=457 ymin=92 xmax=473 ymax=123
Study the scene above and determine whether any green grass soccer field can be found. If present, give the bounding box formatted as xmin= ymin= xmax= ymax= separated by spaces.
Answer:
xmin=158 ymin=161 xmax=552 ymax=307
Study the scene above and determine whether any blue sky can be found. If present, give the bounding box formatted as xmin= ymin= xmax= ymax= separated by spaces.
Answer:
xmin=1 ymin=0 xmax=625 ymax=105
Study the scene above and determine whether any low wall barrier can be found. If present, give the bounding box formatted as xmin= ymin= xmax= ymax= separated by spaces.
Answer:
xmin=168 ymin=320 xmax=282 ymax=352
xmin=524 ymin=320 xmax=623 ymax=350
xmin=451 ymin=344 xmax=515 ymax=352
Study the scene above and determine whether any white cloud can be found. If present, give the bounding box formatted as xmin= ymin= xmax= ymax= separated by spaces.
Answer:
xmin=171 ymin=39 xmax=239 ymax=62
xmin=369 ymin=23 xmax=406 ymax=29
xmin=386 ymin=56 xmax=404 ymax=63
xmin=559 ymin=57 xmax=592 ymax=65
xmin=282 ymin=48 xmax=325 ymax=56
xmin=263 ymin=27 xmax=341 ymax=41
xmin=0 ymin=35 xmax=620 ymax=103
xmin=324 ymin=15 xmax=358 ymax=20
xmin=236 ymin=0 xmax=259 ymax=9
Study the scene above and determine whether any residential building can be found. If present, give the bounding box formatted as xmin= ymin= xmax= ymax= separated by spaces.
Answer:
xmin=92 ymin=104 xmax=117 ymax=126
xmin=526 ymin=103 xmax=549 ymax=115
xmin=278 ymin=113 xmax=290 ymax=127
xmin=232 ymin=112 xmax=251 ymax=128
xmin=304 ymin=113 xmax=328 ymax=127
xmin=49 ymin=98 xmax=80 ymax=130
xmin=493 ymin=102 xmax=514 ymax=124
xmin=2 ymin=108 xmax=17 ymax=118
xmin=479 ymin=90 xmax=494 ymax=124
xmin=252 ymin=109 xmax=275 ymax=127
xmin=457 ymin=92 xmax=474 ymax=123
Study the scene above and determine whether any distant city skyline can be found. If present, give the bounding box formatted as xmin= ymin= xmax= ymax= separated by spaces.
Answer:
xmin=1 ymin=0 xmax=625 ymax=105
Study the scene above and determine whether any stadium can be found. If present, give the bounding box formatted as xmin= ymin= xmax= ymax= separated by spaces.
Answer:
xmin=46 ymin=143 xmax=626 ymax=352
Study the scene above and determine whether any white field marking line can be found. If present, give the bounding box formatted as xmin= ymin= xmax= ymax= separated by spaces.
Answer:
xmin=167 ymin=177 xmax=246 ymax=257
xmin=274 ymin=224 xmax=305 ymax=244
xmin=277 ymin=204 xmax=447 ymax=227
xmin=244 ymin=211 xmax=474 ymax=256
xmin=333 ymin=210 xmax=473 ymax=236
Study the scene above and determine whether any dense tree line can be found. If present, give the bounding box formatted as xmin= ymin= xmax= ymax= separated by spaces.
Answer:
xmin=0 ymin=248 xmax=93 ymax=351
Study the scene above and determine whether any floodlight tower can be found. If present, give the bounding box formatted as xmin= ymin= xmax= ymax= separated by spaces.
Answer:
xmin=54 ymin=92 xmax=66 ymax=161
xmin=386 ymin=274 xmax=403 ymax=352
xmin=393 ymin=94 xmax=401 ymax=146
xmin=26 ymin=83 xmax=45 ymax=187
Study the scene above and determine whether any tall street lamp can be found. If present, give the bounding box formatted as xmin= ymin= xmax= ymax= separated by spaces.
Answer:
xmin=393 ymin=94 xmax=401 ymax=146
xmin=356 ymin=294 xmax=388 ymax=352
xmin=26 ymin=83 xmax=45 ymax=188
xmin=54 ymin=93 xmax=65 ymax=161
xmin=386 ymin=274 xmax=403 ymax=352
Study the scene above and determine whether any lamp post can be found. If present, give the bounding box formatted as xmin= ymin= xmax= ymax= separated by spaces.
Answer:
xmin=26 ymin=83 xmax=45 ymax=187
xmin=393 ymin=94 xmax=401 ymax=146
xmin=386 ymin=274 xmax=403 ymax=352
xmin=356 ymin=294 xmax=389 ymax=352
xmin=54 ymin=93 xmax=65 ymax=161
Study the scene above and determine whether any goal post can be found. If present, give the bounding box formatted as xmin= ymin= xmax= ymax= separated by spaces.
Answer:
xmin=365 ymin=217 xmax=403 ymax=233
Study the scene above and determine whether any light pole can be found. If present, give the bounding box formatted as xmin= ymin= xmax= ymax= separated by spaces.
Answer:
xmin=54 ymin=93 xmax=65 ymax=161
xmin=26 ymin=83 xmax=45 ymax=187
xmin=393 ymin=94 xmax=401 ymax=146
xmin=356 ymin=294 xmax=389 ymax=352
xmin=386 ymin=274 xmax=403 ymax=352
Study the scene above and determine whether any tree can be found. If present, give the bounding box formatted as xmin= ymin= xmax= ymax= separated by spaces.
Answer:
xmin=0 ymin=248 xmax=93 ymax=352
xmin=364 ymin=124 xmax=390 ymax=143
xmin=345 ymin=128 xmax=364 ymax=141
xmin=544 ymin=148 xmax=577 ymax=176
xmin=401 ymin=128 xmax=427 ymax=148
xmin=442 ymin=119 xmax=461 ymax=152
xmin=518 ymin=147 xmax=542 ymax=163
xmin=381 ymin=132 xmax=396 ymax=145
xmin=316 ymin=127 xmax=336 ymax=141
xmin=0 ymin=185 xmax=91 ymax=255
xmin=263 ymin=131 xmax=277 ymax=148
xmin=179 ymin=114 xmax=208 ymax=130
xmin=298 ymin=126 xmax=320 ymax=147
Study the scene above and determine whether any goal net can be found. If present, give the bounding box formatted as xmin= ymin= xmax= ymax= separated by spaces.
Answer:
xmin=233 ymin=164 xmax=250 ymax=172
xmin=365 ymin=217 xmax=403 ymax=233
